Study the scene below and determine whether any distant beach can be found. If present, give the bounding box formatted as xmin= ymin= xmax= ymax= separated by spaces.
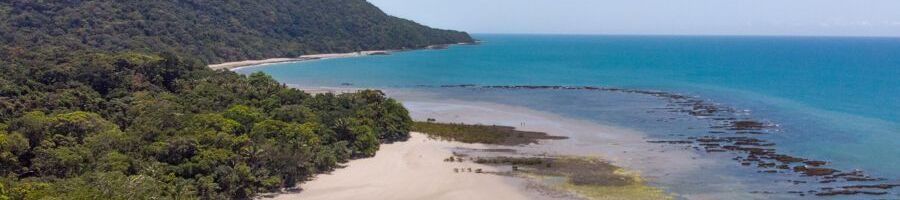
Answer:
xmin=208 ymin=50 xmax=392 ymax=71
xmin=207 ymin=43 xmax=472 ymax=71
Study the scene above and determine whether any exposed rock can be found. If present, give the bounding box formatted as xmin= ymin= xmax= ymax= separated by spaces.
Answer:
xmin=803 ymin=160 xmax=827 ymax=166
xmin=815 ymin=190 xmax=887 ymax=196
xmin=772 ymin=154 xmax=805 ymax=164
xmin=646 ymin=140 xmax=693 ymax=144
xmin=729 ymin=120 xmax=769 ymax=130
xmin=842 ymin=184 xmax=900 ymax=190
xmin=793 ymin=166 xmax=838 ymax=176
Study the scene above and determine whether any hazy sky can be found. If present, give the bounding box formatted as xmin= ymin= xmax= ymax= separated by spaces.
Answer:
xmin=367 ymin=0 xmax=900 ymax=37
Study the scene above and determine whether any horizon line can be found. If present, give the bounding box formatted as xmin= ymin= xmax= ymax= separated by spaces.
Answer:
xmin=466 ymin=32 xmax=900 ymax=39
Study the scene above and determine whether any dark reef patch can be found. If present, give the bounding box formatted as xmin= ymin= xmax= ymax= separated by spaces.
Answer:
xmin=411 ymin=121 xmax=568 ymax=145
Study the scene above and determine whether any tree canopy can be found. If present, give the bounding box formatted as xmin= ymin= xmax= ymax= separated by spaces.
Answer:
xmin=0 ymin=54 xmax=414 ymax=199
xmin=0 ymin=0 xmax=468 ymax=199
xmin=0 ymin=0 xmax=474 ymax=64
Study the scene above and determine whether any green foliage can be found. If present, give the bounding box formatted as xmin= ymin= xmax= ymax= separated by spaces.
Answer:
xmin=23 ymin=172 xmax=176 ymax=200
xmin=0 ymin=130 xmax=29 ymax=174
xmin=5 ymin=181 xmax=51 ymax=200
xmin=0 ymin=53 xmax=413 ymax=199
xmin=184 ymin=114 xmax=242 ymax=135
xmin=0 ymin=0 xmax=451 ymax=199
xmin=475 ymin=157 xmax=547 ymax=166
xmin=0 ymin=0 xmax=474 ymax=64
xmin=0 ymin=182 xmax=8 ymax=200
xmin=349 ymin=124 xmax=379 ymax=157
xmin=272 ymin=105 xmax=318 ymax=124
xmin=223 ymin=105 xmax=264 ymax=134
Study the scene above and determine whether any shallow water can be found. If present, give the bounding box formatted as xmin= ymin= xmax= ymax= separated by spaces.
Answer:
xmin=394 ymin=88 xmax=830 ymax=199
xmin=237 ymin=34 xmax=900 ymax=199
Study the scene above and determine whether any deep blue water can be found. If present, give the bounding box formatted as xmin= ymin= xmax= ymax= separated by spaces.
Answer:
xmin=237 ymin=34 xmax=900 ymax=196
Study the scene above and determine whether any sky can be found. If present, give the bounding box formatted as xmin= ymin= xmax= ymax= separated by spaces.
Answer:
xmin=367 ymin=0 xmax=900 ymax=37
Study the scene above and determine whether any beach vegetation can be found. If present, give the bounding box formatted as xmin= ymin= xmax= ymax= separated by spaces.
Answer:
xmin=0 ymin=0 xmax=473 ymax=199
xmin=0 ymin=54 xmax=414 ymax=199
xmin=0 ymin=1 xmax=469 ymax=198
xmin=412 ymin=122 xmax=567 ymax=145
xmin=480 ymin=156 xmax=671 ymax=200
xmin=475 ymin=157 xmax=547 ymax=166
xmin=0 ymin=0 xmax=473 ymax=64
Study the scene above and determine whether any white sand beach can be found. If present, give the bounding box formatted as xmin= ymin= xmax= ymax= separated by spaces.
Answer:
xmin=208 ymin=58 xmax=308 ymax=71
xmin=288 ymin=85 xmax=367 ymax=95
xmin=208 ymin=50 xmax=392 ymax=71
xmin=268 ymin=132 xmax=550 ymax=200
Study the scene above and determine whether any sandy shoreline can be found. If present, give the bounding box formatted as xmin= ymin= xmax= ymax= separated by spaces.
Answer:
xmin=266 ymin=85 xmax=767 ymax=199
xmin=207 ymin=42 xmax=473 ymax=71
xmin=288 ymin=85 xmax=366 ymax=95
xmin=208 ymin=50 xmax=392 ymax=71
xmin=265 ymin=88 xmax=684 ymax=200
xmin=267 ymin=132 xmax=551 ymax=200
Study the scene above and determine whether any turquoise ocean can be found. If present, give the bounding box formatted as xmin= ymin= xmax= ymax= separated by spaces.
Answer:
xmin=237 ymin=34 xmax=900 ymax=198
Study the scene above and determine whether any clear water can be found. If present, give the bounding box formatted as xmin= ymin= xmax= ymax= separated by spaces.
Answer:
xmin=237 ymin=34 xmax=900 ymax=197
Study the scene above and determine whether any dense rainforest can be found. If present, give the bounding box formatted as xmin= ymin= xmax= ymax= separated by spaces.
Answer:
xmin=0 ymin=0 xmax=474 ymax=64
xmin=0 ymin=0 xmax=473 ymax=199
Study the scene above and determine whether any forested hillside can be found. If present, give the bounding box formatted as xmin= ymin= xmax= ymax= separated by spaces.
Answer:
xmin=0 ymin=0 xmax=474 ymax=64
xmin=0 ymin=1 xmax=472 ymax=199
